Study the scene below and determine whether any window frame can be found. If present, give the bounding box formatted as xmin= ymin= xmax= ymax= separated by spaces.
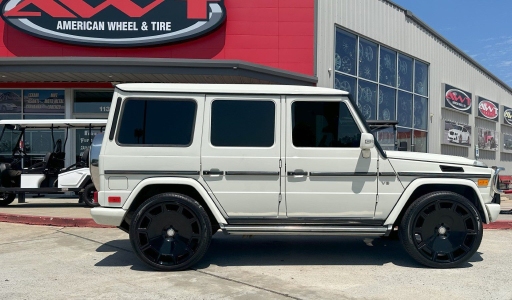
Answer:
xmin=209 ymin=98 xmax=277 ymax=148
xmin=115 ymin=97 xmax=198 ymax=147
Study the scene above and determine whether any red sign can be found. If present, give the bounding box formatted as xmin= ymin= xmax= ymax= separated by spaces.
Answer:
xmin=478 ymin=99 xmax=498 ymax=120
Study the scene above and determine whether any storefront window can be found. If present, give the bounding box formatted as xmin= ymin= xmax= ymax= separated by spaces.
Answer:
xmin=414 ymin=96 xmax=428 ymax=130
xmin=397 ymin=128 xmax=412 ymax=151
xmin=74 ymin=91 xmax=113 ymax=114
xmin=23 ymin=90 xmax=65 ymax=114
xmin=379 ymin=47 xmax=396 ymax=87
xmin=76 ymin=128 xmax=101 ymax=163
xmin=334 ymin=27 xmax=429 ymax=152
xmin=378 ymin=86 xmax=396 ymax=121
xmin=397 ymin=91 xmax=412 ymax=128
xmin=0 ymin=90 xmax=22 ymax=113
xmin=358 ymin=38 xmax=378 ymax=82
xmin=357 ymin=80 xmax=377 ymax=120
xmin=377 ymin=127 xmax=395 ymax=151
xmin=398 ymin=54 xmax=413 ymax=92
xmin=335 ymin=29 xmax=357 ymax=75
xmin=415 ymin=61 xmax=428 ymax=96
xmin=334 ymin=73 xmax=356 ymax=95
xmin=413 ymin=130 xmax=428 ymax=153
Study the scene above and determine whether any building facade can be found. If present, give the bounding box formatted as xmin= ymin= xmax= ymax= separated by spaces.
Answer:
xmin=0 ymin=0 xmax=512 ymax=177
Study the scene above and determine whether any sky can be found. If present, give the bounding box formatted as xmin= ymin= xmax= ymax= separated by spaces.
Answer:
xmin=391 ymin=0 xmax=512 ymax=87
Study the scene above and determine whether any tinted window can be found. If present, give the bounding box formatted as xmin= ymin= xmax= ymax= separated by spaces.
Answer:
xmin=211 ymin=100 xmax=275 ymax=147
xmin=292 ymin=101 xmax=361 ymax=148
xmin=117 ymin=99 xmax=196 ymax=146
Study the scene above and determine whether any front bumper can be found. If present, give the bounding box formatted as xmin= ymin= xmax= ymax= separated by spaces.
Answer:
xmin=485 ymin=203 xmax=501 ymax=223
xmin=90 ymin=207 xmax=126 ymax=226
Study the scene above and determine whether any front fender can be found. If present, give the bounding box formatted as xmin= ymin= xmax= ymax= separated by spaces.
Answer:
xmin=384 ymin=178 xmax=490 ymax=225
xmin=122 ymin=177 xmax=227 ymax=225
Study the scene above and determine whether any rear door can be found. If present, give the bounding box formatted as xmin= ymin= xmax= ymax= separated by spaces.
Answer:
xmin=201 ymin=95 xmax=282 ymax=218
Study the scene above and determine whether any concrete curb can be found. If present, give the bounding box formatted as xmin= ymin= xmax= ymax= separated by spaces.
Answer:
xmin=0 ymin=212 xmax=511 ymax=230
xmin=0 ymin=213 xmax=115 ymax=228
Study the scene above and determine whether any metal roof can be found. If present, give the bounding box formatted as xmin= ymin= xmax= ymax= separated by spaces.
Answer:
xmin=0 ymin=119 xmax=107 ymax=129
xmin=0 ymin=57 xmax=317 ymax=86
xmin=116 ymin=83 xmax=349 ymax=95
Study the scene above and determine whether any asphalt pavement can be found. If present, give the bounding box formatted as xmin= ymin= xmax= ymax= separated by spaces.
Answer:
xmin=1 ymin=222 xmax=512 ymax=299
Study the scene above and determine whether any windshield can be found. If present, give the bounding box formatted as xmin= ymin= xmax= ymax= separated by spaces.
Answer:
xmin=0 ymin=126 xmax=22 ymax=161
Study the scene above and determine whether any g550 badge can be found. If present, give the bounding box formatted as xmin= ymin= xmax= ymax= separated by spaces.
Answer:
xmin=1 ymin=0 xmax=226 ymax=47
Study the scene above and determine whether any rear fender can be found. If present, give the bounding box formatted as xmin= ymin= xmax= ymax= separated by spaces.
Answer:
xmin=122 ymin=177 xmax=227 ymax=224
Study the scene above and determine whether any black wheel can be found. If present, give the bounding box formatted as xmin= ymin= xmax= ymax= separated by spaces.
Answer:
xmin=0 ymin=193 xmax=16 ymax=206
xmin=80 ymin=183 xmax=98 ymax=207
xmin=399 ymin=192 xmax=483 ymax=268
xmin=129 ymin=193 xmax=212 ymax=271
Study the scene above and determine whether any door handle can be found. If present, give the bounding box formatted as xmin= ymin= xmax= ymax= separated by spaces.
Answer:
xmin=287 ymin=171 xmax=308 ymax=176
xmin=203 ymin=170 xmax=224 ymax=176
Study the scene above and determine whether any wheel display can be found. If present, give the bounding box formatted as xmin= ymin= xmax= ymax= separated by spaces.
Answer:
xmin=0 ymin=192 xmax=16 ymax=206
xmin=80 ymin=183 xmax=98 ymax=208
xmin=399 ymin=192 xmax=482 ymax=268
xmin=129 ymin=193 xmax=212 ymax=271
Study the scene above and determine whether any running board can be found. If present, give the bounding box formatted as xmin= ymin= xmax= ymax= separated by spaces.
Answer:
xmin=220 ymin=224 xmax=393 ymax=236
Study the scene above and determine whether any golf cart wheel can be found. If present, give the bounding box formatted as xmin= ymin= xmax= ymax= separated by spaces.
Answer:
xmin=129 ymin=193 xmax=212 ymax=271
xmin=0 ymin=193 xmax=16 ymax=206
xmin=399 ymin=191 xmax=482 ymax=268
xmin=80 ymin=183 xmax=98 ymax=208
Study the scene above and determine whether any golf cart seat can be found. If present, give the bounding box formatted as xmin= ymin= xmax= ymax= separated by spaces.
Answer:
xmin=23 ymin=139 xmax=66 ymax=175
xmin=62 ymin=148 xmax=90 ymax=172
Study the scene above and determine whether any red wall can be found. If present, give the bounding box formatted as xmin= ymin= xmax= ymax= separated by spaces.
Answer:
xmin=0 ymin=0 xmax=315 ymax=76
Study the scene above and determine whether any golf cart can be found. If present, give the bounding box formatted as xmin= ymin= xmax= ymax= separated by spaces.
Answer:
xmin=0 ymin=119 xmax=106 ymax=207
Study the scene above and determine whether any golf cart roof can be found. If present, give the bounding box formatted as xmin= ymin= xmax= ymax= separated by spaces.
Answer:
xmin=0 ymin=119 xmax=107 ymax=129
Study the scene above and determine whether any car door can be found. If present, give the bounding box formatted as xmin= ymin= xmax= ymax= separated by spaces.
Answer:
xmin=201 ymin=95 xmax=282 ymax=218
xmin=285 ymin=96 xmax=378 ymax=218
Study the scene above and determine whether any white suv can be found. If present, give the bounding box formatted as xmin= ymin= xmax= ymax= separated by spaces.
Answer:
xmin=90 ymin=84 xmax=503 ymax=271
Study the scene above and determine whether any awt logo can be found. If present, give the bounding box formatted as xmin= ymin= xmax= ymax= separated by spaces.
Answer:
xmin=478 ymin=99 xmax=498 ymax=121
xmin=1 ymin=0 xmax=226 ymax=47
xmin=445 ymin=88 xmax=472 ymax=112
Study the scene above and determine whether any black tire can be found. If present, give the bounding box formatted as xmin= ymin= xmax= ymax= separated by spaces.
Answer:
xmin=399 ymin=191 xmax=483 ymax=268
xmin=80 ymin=183 xmax=98 ymax=208
xmin=129 ymin=193 xmax=212 ymax=271
xmin=0 ymin=193 xmax=16 ymax=206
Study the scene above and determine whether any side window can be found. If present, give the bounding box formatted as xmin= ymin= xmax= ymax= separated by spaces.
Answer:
xmin=292 ymin=101 xmax=361 ymax=148
xmin=117 ymin=98 xmax=196 ymax=146
xmin=211 ymin=100 xmax=275 ymax=147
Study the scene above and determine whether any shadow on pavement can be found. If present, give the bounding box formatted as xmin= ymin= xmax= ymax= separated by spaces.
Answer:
xmin=94 ymin=234 xmax=484 ymax=271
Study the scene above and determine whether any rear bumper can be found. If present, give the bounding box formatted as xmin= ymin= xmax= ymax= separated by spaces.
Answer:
xmin=90 ymin=207 xmax=126 ymax=226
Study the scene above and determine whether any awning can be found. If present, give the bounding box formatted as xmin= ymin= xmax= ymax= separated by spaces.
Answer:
xmin=0 ymin=57 xmax=317 ymax=86
xmin=499 ymin=175 xmax=512 ymax=183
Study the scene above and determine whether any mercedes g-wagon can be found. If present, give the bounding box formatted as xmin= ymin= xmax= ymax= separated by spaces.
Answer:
xmin=90 ymin=83 xmax=503 ymax=270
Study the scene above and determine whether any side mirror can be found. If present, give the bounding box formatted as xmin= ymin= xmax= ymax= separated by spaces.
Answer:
xmin=360 ymin=133 xmax=375 ymax=150
xmin=360 ymin=133 xmax=374 ymax=158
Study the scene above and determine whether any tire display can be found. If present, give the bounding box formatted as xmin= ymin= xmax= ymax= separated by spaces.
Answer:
xmin=399 ymin=191 xmax=483 ymax=268
xmin=129 ymin=193 xmax=212 ymax=271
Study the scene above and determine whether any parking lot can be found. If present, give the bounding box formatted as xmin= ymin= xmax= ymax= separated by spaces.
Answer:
xmin=1 ymin=221 xmax=512 ymax=300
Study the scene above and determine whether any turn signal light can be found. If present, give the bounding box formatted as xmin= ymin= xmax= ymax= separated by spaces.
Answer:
xmin=93 ymin=191 xmax=98 ymax=203
xmin=108 ymin=196 xmax=122 ymax=203
xmin=477 ymin=179 xmax=489 ymax=187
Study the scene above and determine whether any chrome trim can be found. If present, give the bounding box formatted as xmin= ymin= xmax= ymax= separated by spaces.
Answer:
xmin=220 ymin=224 xmax=390 ymax=236
xmin=492 ymin=167 xmax=505 ymax=195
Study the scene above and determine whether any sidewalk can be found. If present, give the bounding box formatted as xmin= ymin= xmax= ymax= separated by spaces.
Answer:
xmin=0 ymin=195 xmax=512 ymax=228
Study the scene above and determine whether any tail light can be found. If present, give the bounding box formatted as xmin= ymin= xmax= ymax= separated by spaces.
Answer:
xmin=93 ymin=191 xmax=98 ymax=204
